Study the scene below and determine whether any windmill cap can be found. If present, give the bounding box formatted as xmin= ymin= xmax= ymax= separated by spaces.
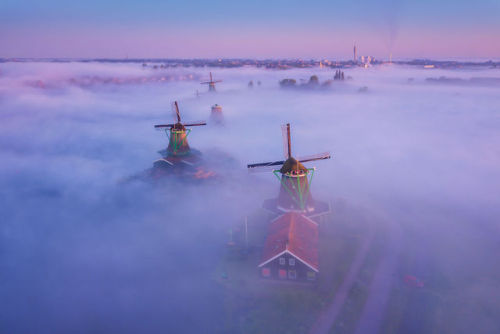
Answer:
xmin=280 ymin=157 xmax=308 ymax=174
xmin=172 ymin=122 xmax=186 ymax=131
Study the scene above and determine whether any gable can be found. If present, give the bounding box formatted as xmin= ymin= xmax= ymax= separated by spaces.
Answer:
xmin=259 ymin=212 xmax=319 ymax=271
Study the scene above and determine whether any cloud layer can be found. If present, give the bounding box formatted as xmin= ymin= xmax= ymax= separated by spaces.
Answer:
xmin=1 ymin=62 xmax=499 ymax=333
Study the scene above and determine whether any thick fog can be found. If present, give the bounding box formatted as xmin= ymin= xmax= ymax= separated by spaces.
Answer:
xmin=1 ymin=62 xmax=499 ymax=333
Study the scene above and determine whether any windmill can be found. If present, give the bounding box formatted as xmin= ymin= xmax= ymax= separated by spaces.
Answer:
xmin=201 ymin=72 xmax=222 ymax=92
xmin=209 ymin=104 xmax=224 ymax=124
xmin=248 ymin=123 xmax=331 ymax=215
xmin=154 ymin=101 xmax=206 ymax=156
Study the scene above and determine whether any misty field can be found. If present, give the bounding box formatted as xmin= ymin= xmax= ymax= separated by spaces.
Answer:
xmin=1 ymin=62 xmax=499 ymax=333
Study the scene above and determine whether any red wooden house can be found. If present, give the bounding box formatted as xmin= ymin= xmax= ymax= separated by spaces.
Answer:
xmin=258 ymin=212 xmax=319 ymax=282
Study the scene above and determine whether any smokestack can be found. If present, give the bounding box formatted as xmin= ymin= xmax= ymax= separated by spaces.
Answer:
xmin=353 ymin=44 xmax=357 ymax=63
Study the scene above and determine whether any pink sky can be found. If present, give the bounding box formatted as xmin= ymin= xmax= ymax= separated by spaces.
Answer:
xmin=1 ymin=25 xmax=499 ymax=59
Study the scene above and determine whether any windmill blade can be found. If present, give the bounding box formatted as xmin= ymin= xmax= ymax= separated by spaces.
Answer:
xmin=281 ymin=123 xmax=292 ymax=159
xmin=173 ymin=101 xmax=181 ymax=123
xmin=209 ymin=72 xmax=213 ymax=82
xmin=297 ymin=152 xmax=331 ymax=163
xmin=183 ymin=121 xmax=207 ymax=127
xmin=214 ymin=80 xmax=222 ymax=83
xmin=154 ymin=123 xmax=175 ymax=129
xmin=247 ymin=160 xmax=285 ymax=169
xmin=247 ymin=164 xmax=280 ymax=173
xmin=200 ymin=81 xmax=211 ymax=84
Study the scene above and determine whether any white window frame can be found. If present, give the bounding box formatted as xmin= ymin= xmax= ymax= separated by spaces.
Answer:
xmin=289 ymin=258 xmax=295 ymax=266
xmin=279 ymin=257 xmax=286 ymax=265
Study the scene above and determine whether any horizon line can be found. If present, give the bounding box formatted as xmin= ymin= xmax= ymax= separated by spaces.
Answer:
xmin=2 ymin=57 xmax=500 ymax=62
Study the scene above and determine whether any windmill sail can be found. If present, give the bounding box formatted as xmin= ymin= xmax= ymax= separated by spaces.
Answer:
xmin=281 ymin=123 xmax=291 ymax=159
xmin=154 ymin=123 xmax=176 ymax=129
xmin=297 ymin=152 xmax=331 ymax=163
xmin=174 ymin=101 xmax=181 ymax=123
xmin=247 ymin=159 xmax=286 ymax=169
xmin=183 ymin=121 xmax=207 ymax=127
xmin=247 ymin=164 xmax=283 ymax=173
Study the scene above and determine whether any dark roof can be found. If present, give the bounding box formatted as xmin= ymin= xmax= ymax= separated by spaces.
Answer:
xmin=259 ymin=212 xmax=319 ymax=271
xmin=280 ymin=157 xmax=308 ymax=174
xmin=172 ymin=122 xmax=186 ymax=130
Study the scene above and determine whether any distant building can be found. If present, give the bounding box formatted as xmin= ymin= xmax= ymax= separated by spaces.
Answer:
xmin=360 ymin=55 xmax=374 ymax=68
xmin=210 ymin=104 xmax=224 ymax=124
xmin=258 ymin=213 xmax=319 ymax=282
xmin=353 ymin=44 xmax=357 ymax=63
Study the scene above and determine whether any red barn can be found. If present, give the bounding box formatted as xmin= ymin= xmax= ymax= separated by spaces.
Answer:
xmin=258 ymin=212 xmax=319 ymax=282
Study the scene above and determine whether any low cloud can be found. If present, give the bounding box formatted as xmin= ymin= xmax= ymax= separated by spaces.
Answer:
xmin=1 ymin=62 xmax=499 ymax=333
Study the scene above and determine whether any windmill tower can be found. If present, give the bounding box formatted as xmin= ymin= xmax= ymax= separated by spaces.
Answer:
xmin=210 ymin=104 xmax=224 ymax=124
xmin=201 ymin=72 xmax=222 ymax=92
xmin=154 ymin=101 xmax=206 ymax=156
xmin=211 ymin=104 xmax=222 ymax=115
xmin=248 ymin=124 xmax=331 ymax=215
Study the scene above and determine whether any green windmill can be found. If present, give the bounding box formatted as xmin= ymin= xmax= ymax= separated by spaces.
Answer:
xmin=247 ymin=123 xmax=331 ymax=212
xmin=154 ymin=101 xmax=206 ymax=156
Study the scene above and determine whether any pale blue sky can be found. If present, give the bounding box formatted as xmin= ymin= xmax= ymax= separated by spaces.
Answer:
xmin=1 ymin=0 xmax=499 ymax=58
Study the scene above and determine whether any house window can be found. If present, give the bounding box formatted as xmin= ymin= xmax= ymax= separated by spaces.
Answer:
xmin=288 ymin=270 xmax=297 ymax=280
xmin=307 ymin=271 xmax=316 ymax=281
xmin=279 ymin=257 xmax=286 ymax=265
xmin=262 ymin=267 xmax=271 ymax=277
xmin=279 ymin=269 xmax=287 ymax=279
xmin=289 ymin=258 xmax=295 ymax=266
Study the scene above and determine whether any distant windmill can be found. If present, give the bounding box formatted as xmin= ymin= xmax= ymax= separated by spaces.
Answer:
xmin=154 ymin=101 xmax=206 ymax=156
xmin=201 ymin=72 xmax=222 ymax=92
xmin=248 ymin=123 xmax=331 ymax=213
xmin=210 ymin=104 xmax=224 ymax=124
